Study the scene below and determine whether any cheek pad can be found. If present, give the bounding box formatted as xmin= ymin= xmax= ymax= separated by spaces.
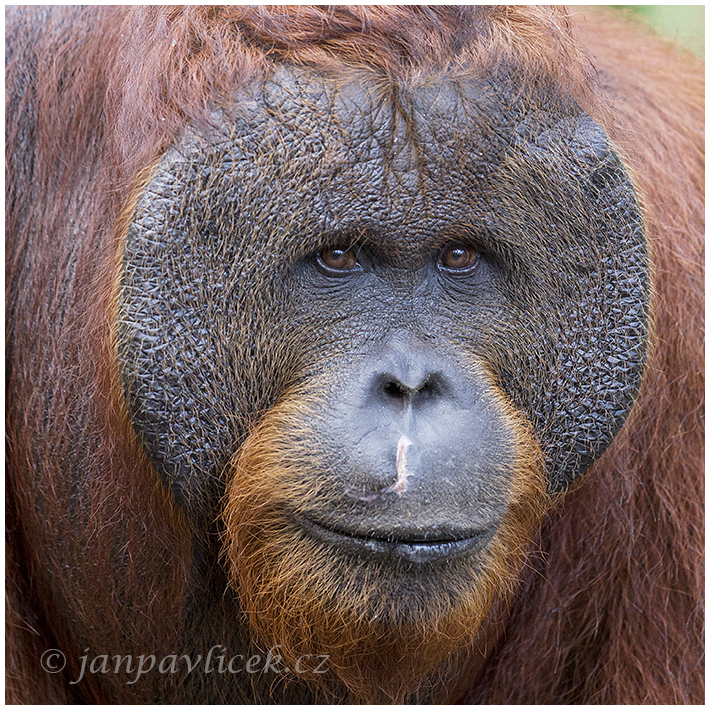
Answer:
xmin=488 ymin=115 xmax=648 ymax=491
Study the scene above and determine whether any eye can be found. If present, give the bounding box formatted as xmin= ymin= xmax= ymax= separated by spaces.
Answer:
xmin=439 ymin=243 xmax=478 ymax=272
xmin=317 ymin=246 xmax=360 ymax=274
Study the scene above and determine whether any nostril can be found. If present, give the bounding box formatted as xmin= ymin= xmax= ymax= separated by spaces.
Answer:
xmin=414 ymin=373 xmax=448 ymax=404
xmin=383 ymin=378 xmax=408 ymax=400
xmin=418 ymin=377 xmax=436 ymax=400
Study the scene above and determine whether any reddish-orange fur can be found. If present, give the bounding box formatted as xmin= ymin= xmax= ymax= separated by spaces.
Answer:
xmin=6 ymin=6 xmax=703 ymax=704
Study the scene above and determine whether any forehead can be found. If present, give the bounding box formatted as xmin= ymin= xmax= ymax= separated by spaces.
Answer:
xmin=160 ymin=64 xmax=581 ymax=249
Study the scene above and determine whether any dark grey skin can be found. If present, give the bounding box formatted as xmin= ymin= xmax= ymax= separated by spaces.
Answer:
xmin=119 ymin=64 xmax=648 ymax=565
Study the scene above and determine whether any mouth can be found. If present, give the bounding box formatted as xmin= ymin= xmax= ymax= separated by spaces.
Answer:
xmin=294 ymin=515 xmax=493 ymax=564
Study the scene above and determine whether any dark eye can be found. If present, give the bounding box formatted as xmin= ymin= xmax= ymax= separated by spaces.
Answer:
xmin=317 ymin=247 xmax=360 ymax=274
xmin=439 ymin=243 xmax=477 ymax=272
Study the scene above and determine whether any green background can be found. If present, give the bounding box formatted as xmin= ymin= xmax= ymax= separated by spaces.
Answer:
xmin=614 ymin=5 xmax=705 ymax=57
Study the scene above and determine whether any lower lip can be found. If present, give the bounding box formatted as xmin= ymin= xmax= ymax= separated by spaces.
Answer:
xmin=295 ymin=517 xmax=491 ymax=564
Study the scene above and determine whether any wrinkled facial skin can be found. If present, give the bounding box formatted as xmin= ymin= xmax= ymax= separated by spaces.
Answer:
xmin=119 ymin=64 xmax=648 ymax=560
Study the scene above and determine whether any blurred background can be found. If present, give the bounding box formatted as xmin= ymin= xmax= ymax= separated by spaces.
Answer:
xmin=613 ymin=5 xmax=704 ymax=57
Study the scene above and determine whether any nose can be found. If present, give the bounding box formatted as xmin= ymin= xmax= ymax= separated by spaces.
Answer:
xmin=370 ymin=342 xmax=452 ymax=410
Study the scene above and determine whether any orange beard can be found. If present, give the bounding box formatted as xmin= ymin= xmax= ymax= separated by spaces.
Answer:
xmin=222 ymin=386 xmax=547 ymax=702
